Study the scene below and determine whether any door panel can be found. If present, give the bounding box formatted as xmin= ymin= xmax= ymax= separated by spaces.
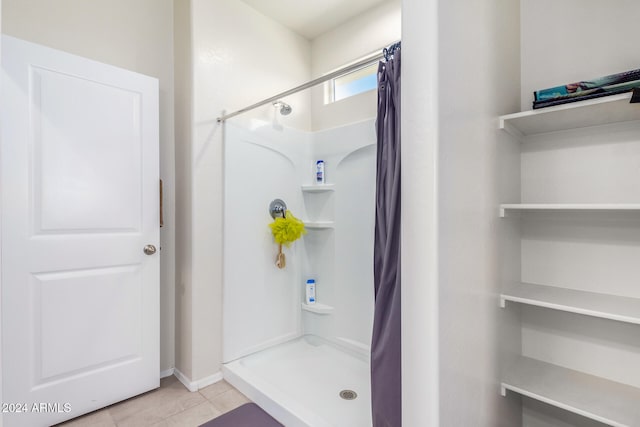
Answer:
xmin=1 ymin=35 xmax=159 ymax=426
xmin=35 ymin=265 xmax=142 ymax=380
xmin=33 ymin=66 xmax=142 ymax=233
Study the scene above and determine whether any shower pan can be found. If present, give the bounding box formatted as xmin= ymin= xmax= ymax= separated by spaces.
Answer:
xmin=223 ymin=336 xmax=371 ymax=426
xmin=221 ymin=86 xmax=377 ymax=426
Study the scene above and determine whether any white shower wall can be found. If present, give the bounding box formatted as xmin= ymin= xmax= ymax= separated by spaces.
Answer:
xmin=186 ymin=0 xmax=397 ymax=385
xmin=301 ymin=120 xmax=376 ymax=356
xmin=223 ymin=116 xmax=376 ymax=363
xmin=223 ymin=117 xmax=309 ymax=362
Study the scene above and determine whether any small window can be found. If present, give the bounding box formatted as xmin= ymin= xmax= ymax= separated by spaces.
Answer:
xmin=328 ymin=62 xmax=378 ymax=103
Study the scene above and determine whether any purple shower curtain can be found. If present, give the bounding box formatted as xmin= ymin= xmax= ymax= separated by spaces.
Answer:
xmin=372 ymin=50 xmax=401 ymax=427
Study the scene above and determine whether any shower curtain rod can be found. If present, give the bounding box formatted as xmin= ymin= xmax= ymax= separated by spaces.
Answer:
xmin=217 ymin=52 xmax=384 ymax=123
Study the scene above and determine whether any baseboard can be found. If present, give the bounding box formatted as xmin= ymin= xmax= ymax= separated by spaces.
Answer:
xmin=197 ymin=371 xmax=224 ymax=390
xmin=160 ymin=368 xmax=175 ymax=379
xmin=174 ymin=368 xmax=197 ymax=392
xmin=174 ymin=368 xmax=224 ymax=392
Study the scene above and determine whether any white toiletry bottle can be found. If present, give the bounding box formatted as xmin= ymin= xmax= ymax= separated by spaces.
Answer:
xmin=316 ymin=160 xmax=325 ymax=184
xmin=306 ymin=279 xmax=316 ymax=305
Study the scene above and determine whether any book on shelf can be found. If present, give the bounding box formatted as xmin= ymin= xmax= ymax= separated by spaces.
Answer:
xmin=532 ymin=79 xmax=640 ymax=109
xmin=534 ymin=67 xmax=640 ymax=102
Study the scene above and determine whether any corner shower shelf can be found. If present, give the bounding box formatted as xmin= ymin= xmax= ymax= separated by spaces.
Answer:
xmin=304 ymin=221 xmax=335 ymax=229
xmin=499 ymin=93 xmax=640 ymax=138
xmin=500 ymin=283 xmax=640 ymax=325
xmin=501 ymin=356 xmax=640 ymax=427
xmin=301 ymin=184 xmax=335 ymax=193
xmin=498 ymin=203 xmax=640 ymax=218
xmin=301 ymin=303 xmax=333 ymax=314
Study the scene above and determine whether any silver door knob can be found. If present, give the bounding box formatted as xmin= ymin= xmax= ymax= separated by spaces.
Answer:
xmin=144 ymin=244 xmax=157 ymax=255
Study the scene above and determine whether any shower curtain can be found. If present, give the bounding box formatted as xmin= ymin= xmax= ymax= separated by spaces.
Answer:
xmin=372 ymin=49 xmax=401 ymax=427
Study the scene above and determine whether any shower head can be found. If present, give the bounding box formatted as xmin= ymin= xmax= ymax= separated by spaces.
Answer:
xmin=273 ymin=101 xmax=292 ymax=116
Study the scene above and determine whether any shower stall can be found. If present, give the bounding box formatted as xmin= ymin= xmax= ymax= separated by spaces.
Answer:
xmin=220 ymin=68 xmax=379 ymax=426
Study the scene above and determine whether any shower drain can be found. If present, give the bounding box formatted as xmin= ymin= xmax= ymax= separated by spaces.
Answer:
xmin=339 ymin=390 xmax=358 ymax=400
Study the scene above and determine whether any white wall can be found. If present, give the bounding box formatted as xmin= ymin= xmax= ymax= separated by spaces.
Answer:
xmin=1 ymin=0 xmax=176 ymax=374
xmin=174 ymin=0 xmax=194 ymax=380
xmin=401 ymin=0 xmax=440 ymax=424
xmin=311 ymin=0 xmax=401 ymax=78
xmin=520 ymin=0 xmax=640 ymax=111
xmin=516 ymin=124 xmax=640 ymax=426
xmin=181 ymin=0 xmax=311 ymax=382
xmin=436 ymin=0 xmax=521 ymax=425
xmin=522 ymin=398 xmax=608 ymax=427
xmin=310 ymin=0 xmax=401 ymax=131
xmin=402 ymin=0 xmax=522 ymax=425
xmin=0 ymin=2 xmax=4 ymax=425
xmin=518 ymin=3 xmax=640 ymax=424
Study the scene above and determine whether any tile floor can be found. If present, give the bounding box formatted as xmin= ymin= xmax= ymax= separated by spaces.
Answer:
xmin=56 ymin=376 xmax=250 ymax=427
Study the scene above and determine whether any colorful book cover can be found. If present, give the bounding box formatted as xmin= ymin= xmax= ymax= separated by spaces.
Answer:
xmin=532 ymin=79 xmax=640 ymax=109
xmin=534 ymin=68 xmax=640 ymax=102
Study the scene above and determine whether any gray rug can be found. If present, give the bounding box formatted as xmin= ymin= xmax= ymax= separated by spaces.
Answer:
xmin=199 ymin=403 xmax=283 ymax=427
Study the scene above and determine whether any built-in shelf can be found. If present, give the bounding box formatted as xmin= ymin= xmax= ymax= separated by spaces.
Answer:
xmin=499 ymin=203 xmax=640 ymax=217
xmin=301 ymin=302 xmax=333 ymax=314
xmin=301 ymin=184 xmax=335 ymax=193
xmin=502 ymin=356 xmax=640 ymax=427
xmin=499 ymin=93 xmax=640 ymax=138
xmin=500 ymin=283 xmax=640 ymax=325
xmin=304 ymin=221 xmax=335 ymax=229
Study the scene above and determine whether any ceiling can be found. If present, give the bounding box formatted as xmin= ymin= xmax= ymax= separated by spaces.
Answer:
xmin=239 ymin=0 xmax=389 ymax=40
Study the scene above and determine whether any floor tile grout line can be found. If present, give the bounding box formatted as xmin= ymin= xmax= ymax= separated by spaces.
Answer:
xmin=60 ymin=379 xmax=246 ymax=427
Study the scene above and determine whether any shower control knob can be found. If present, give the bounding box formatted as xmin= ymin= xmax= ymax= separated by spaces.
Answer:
xmin=144 ymin=244 xmax=157 ymax=255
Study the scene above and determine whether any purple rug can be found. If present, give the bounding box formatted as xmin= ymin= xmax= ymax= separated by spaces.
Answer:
xmin=199 ymin=403 xmax=283 ymax=427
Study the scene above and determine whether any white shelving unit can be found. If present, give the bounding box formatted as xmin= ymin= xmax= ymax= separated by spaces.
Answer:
xmin=301 ymin=181 xmax=336 ymax=320
xmin=300 ymin=302 xmax=334 ymax=315
xmin=499 ymin=203 xmax=640 ymax=217
xmin=501 ymin=356 xmax=640 ymax=427
xmin=499 ymin=93 xmax=640 ymax=138
xmin=304 ymin=221 xmax=334 ymax=229
xmin=301 ymin=184 xmax=335 ymax=193
xmin=498 ymin=94 xmax=640 ymax=425
xmin=500 ymin=283 xmax=640 ymax=325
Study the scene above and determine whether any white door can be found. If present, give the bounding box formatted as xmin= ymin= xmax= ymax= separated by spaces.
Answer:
xmin=1 ymin=35 xmax=160 ymax=426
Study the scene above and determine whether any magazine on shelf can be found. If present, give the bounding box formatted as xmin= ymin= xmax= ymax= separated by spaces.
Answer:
xmin=534 ymin=68 xmax=640 ymax=102
xmin=533 ymin=79 xmax=640 ymax=109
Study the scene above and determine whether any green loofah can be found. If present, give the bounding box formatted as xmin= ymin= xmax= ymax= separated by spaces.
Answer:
xmin=269 ymin=210 xmax=306 ymax=246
